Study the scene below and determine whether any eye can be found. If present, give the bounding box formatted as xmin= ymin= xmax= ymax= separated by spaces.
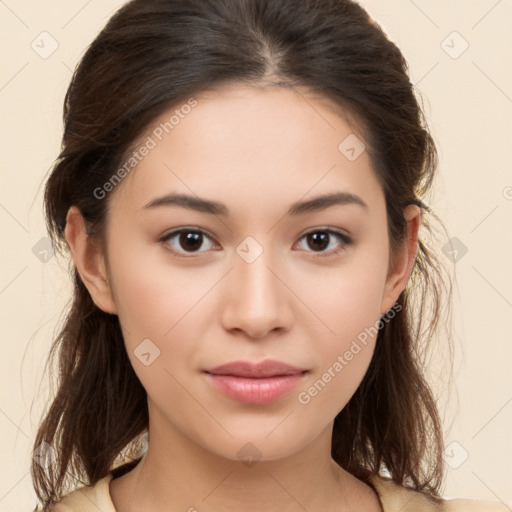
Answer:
xmin=159 ymin=227 xmax=352 ymax=259
xmin=159 ymin=228 xmax=218 ymax=257
xmin=295 ymin=229 xmax=352 ymax=258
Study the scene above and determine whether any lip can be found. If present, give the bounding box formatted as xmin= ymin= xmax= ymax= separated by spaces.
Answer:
xmin=205 ymin=360 xmax=306 ymax=378
xmin=203 ymin=360 xmax=308 ymax=405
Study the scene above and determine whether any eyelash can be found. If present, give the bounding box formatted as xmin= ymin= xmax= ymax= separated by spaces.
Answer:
xmin=158 ymin=227 xmax=353 ymax=259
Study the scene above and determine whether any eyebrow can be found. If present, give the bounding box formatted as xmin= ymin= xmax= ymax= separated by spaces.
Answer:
xmin=144 ymin=191 xmax=368 ymax=216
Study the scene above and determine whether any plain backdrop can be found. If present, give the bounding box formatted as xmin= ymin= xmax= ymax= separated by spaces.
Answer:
xmin=0 ymin=1 xmax=511 ymax=510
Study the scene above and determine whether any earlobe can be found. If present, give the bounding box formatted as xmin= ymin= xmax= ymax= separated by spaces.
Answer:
xmin=380 ymin=204 xmax=421 ymax=315
xmin=64 ymin=206 xmax=117 ymax=314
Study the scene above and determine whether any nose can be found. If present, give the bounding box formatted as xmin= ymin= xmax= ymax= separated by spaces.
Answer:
xmin=220 ymin=247 xmax=294 ymax=340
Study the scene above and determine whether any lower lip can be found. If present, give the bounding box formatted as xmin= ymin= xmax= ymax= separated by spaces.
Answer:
xmin=204 ymin=372 xmax=307 ymax=405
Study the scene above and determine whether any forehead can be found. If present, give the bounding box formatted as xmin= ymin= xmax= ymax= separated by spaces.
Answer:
xmin=109 ymin=83 xmax=383 ymax=217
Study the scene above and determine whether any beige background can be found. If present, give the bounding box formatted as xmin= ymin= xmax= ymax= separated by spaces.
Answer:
xmin=1 ymin=1 xmax=511 ymax=510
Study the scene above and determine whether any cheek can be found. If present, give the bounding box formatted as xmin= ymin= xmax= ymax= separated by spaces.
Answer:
xmin=108 ymin=240 xmax=210 ymax=341
xmin=302 ymin=245 xmax=389 ymax=344
xmin=295 ymin=286 xmax=382 ymax=421
xmin=108 ymin=250 xmax=210 ymax=419
xmin=106 ymin=241 xmax=225 ymax=390
xmin=294 ymin=244 xmax=389 ymax=413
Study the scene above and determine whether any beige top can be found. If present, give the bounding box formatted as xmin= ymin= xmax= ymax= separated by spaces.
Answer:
xmin=49 ymin=472 xmax=511 ymax=511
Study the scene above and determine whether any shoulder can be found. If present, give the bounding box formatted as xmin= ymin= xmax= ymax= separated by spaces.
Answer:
xmin=441 ymin=497 xmax=512 ymax=512
xmin=370 ymin=475 xmax=511 ymax=512
xmin=48 ymin=473 xmax=116 ymax=512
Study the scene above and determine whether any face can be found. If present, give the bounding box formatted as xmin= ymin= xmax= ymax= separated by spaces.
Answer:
xmin=98 ymin=83 xmax=403 ymax=463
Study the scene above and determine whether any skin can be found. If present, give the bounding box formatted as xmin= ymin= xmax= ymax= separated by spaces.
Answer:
xmin=65 ymin=83 xmax=420 ymax=512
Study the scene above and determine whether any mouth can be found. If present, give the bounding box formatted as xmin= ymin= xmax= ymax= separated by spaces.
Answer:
xmin=203 ymin=360 xmax=308 ymax=404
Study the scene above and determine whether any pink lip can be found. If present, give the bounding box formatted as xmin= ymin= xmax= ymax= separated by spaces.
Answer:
xmin=203 ymin=360 xmax=308 ymax=404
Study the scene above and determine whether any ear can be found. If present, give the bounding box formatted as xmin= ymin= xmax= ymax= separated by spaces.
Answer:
xmin=380 ymin=204 xmax=421 ymax=315
xmin=64 ymin=206 xmax=117 ymax=314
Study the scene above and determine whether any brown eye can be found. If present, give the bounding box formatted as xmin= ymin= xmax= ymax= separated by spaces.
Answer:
xmin=306 ymin=232 xmax=330 ymax=251
xmin=178 ymin=232 xmax=203 ymax=252
xmin=296 ymin=229 xmax=352 ymax=258
xmin=160 ymin=229 xmax=217 ymax=257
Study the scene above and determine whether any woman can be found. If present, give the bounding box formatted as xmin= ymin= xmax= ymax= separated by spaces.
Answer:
xmin=30 ymin=0 xmax=509 ymax=510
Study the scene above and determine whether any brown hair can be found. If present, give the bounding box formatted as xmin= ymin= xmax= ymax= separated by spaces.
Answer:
xmin=31 ymin=0 xmax=452 ymax=508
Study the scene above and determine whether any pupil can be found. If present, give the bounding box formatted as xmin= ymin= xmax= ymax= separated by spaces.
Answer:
xmin=308 ymin=232 xmax=329 ymax=251
xmin=180 ymin=232 xmax=202 ymax=251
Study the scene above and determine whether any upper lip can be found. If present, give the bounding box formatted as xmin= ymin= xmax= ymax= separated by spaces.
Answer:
xmin=204 ymin=360 xmax=307 ymax=378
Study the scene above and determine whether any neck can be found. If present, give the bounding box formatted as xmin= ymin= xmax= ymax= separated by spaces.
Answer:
xmin=110 ymin=411 xmax=380 ymax=512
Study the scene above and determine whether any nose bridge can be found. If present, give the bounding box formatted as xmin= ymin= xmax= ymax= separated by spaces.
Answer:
xmin=234 ymin=236 xmax=284 ymax=310
xmin=221 ymin=235 xmax=292 ymax=337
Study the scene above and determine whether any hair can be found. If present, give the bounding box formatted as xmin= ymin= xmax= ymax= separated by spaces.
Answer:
xmin=31 ymin=0 xmax=453 ymax=509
